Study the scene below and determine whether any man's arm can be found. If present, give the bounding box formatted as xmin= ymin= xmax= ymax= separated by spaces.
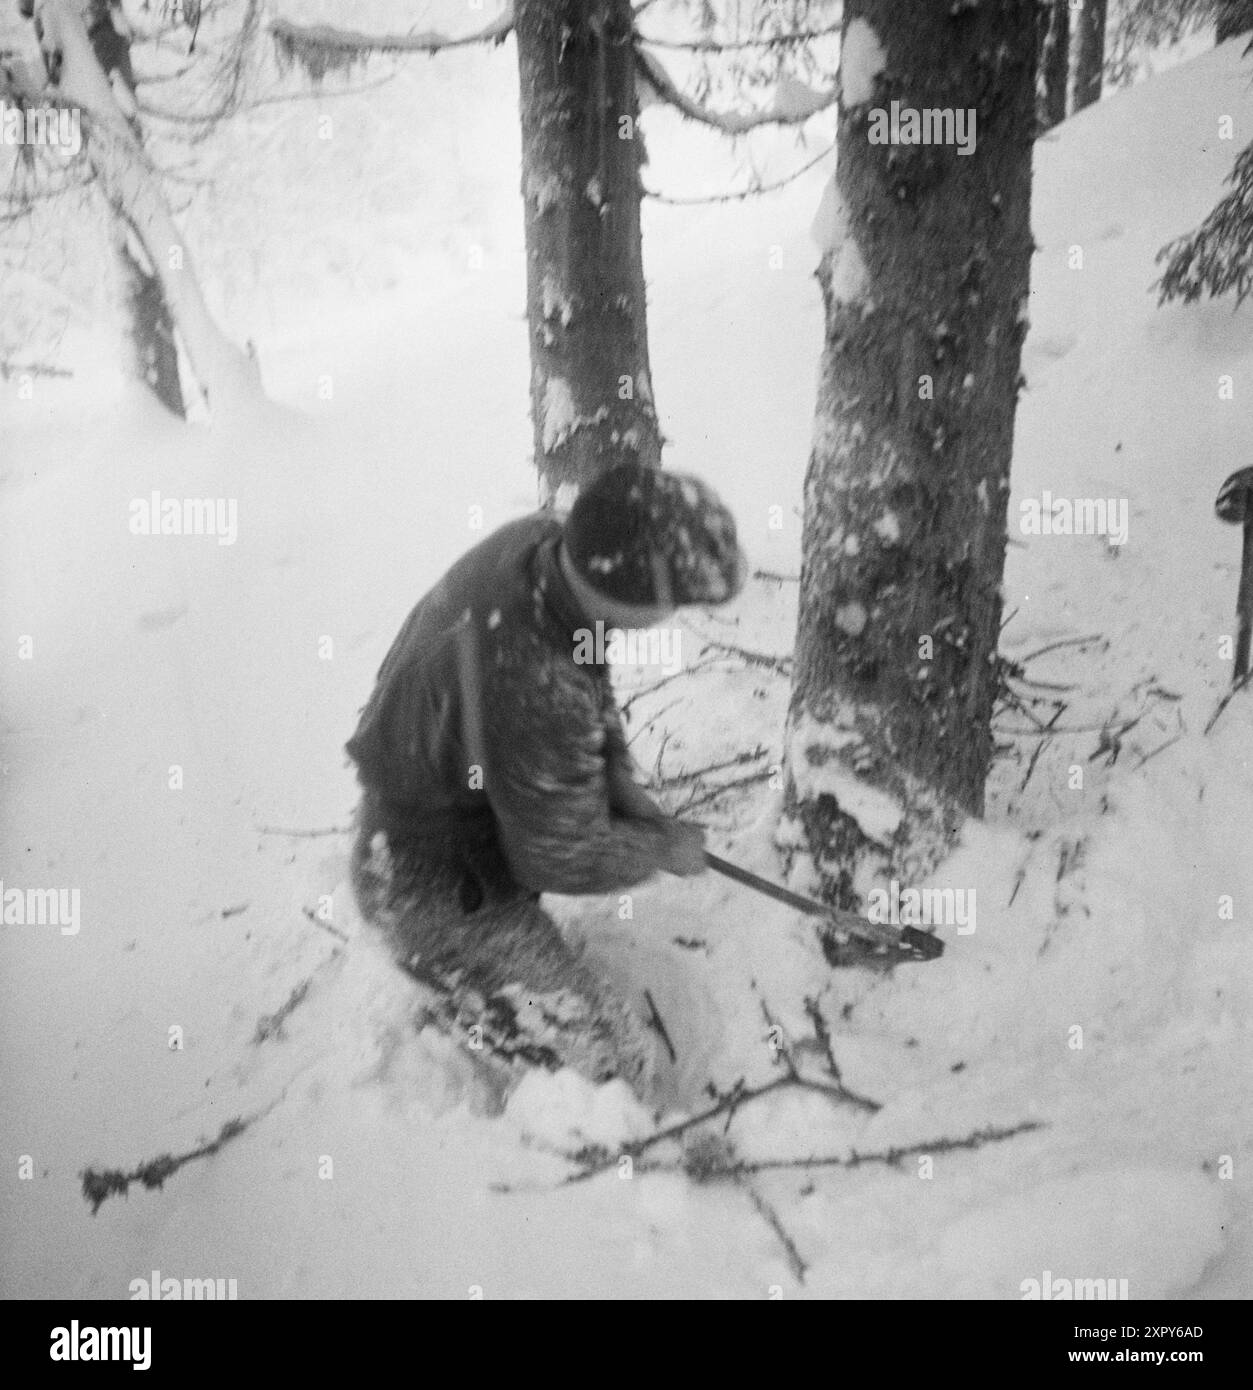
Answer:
xmin=465 ymin=621 xmax=702 ymax=895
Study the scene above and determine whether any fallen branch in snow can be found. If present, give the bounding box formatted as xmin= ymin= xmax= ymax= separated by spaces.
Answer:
xmin=533 ymin=997 xmax=883 ymax=1191
xmin=998 ymin=677 xmax=1180 ymax=758
xmin=656 ymin=746 xmax=769 ymax=787
xmin=1086 ymin=711 xmax=1145 ymax=766
xmin=998 ymin=717 xmax=1146 ymax=737
xmin=1014 ymin=633 xmax=1109 ymax=664
xmin=800 ymin=995 xmax=853 ymax=1088
xmin=1007 ymin=867 xmax=1027 ymax=908
xmin=1011 ymin=672 xmax=1077 ymax=693
xmin=625 ymin=696 xmax=682 ymax=748
xmin=80 ymin=1112 xmax=263 ymax=1215
xmin=667 ymin=1127 xmax=811 ymax=1280
xmin=618 ymin=652 xmax=728 ymax=716
xmin=752 ymin=568 xmax=799 ymax=584
xmin=539 ymin=1096 xmax=1044 ymax=1192
xmin=496 ymin=992 xmax=1044 ymax=1271
xmin=996 ymin=669 xmax=1068 ymax=733
xmin=696 ymin=638 xmax=793 ymax=675
xmin=649 ymin=1120 xmax=1047 ymax=1179
xmin=302 ymin=906 xmax=350 ymax=945
xmin=1018 ymin=705 xmax=1065 ymax=792
xmin=643 ymin=989 xmax=678 ymax=1065
xmin=1132 ymin=730 xmax=1184 ymax=770
xmin=759 ymin=991 xmax=881 ymax=1110
xmin=252 ymin=978 xmax=311 ymax=1044
xmin=735 ymin=1172 xmax=808 ymax=1283
xmin=674 ymin=768 xmax=774 ymax=815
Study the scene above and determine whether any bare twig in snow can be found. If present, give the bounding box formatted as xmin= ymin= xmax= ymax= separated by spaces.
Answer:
xmin=656 ymin=746 xmax=768 ymax=787
xmin=736 ymin=1175 xmax=809 ymax=1283
xmin=1015 ymin=633 xmax=1108 ymax=664
xmin=643 ymin=989 xmax=678 ymax=1064
xmin=81 ymin=1111 xmax=268 ymax=1214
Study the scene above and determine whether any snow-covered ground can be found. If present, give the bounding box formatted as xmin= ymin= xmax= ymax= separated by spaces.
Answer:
xmin=1 ymin=22 xmax=1250 ymax=1298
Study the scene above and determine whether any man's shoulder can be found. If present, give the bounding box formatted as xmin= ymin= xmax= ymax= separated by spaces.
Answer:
xmin=483 ymin=511 xmax=562 ymax=565
xmin=448 ymin=512 xmax=556 ymax=610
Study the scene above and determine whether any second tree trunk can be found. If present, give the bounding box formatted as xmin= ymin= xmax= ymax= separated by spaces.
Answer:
xmin=785 ymin=0 xmax=1036 ymax=920
xmin=515 ymin=0 xmax=661 ymax=501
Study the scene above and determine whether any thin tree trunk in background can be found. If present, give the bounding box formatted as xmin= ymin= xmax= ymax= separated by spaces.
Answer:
xmin=86 ymin=0 xmax=184 ymax=416
xmin=514 ymin=0 xmax=661 ymax=503
xmin=1072 ymin=0 xmax=1106 ymax=113
xmin=1216 ymin=1 xmax=1253 ymax=43
xmin=28 ymin=0 xmax=261 ymax=417
xmin=1038 ymin=0 xmax=1069 ymax=129
xmin=784 ymin=0 xmax=1036 ymax=933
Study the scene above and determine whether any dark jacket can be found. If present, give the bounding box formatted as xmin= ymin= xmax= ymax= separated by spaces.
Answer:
xmin=347 ymin=514 xmax=681 ymax=896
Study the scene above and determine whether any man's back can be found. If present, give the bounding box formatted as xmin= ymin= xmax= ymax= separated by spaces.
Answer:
xmin=344 ymin=461 xmax=744 ymax=1090
xmin=347 ymin=510 xmax=689 ymax=896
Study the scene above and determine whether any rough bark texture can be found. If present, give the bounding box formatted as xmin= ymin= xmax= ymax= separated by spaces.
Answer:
xmin=514 ymin=0 xmax=661 ymax=502
xmin=1038 ymin=0 xmax=1070 ymax=130
xmin=1216 ymin=0 xmax=1253 ymax=42
xmin=86 ymin=0 xmax=184 ymax=416
xmin=1072 ymin=0 xmax=1106 ymax=113
xmin=784 ymin=0 xmax=1036 ymax=918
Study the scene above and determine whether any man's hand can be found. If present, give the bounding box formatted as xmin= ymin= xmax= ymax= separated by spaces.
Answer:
xmin=661 ymin=820 xmax=706 ymax=877
xmin=605 ymin=753 xmax=705 ymax=875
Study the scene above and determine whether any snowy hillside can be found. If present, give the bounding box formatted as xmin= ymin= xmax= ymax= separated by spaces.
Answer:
xmin=1 ymin=28 xmax=1250 ymax=1298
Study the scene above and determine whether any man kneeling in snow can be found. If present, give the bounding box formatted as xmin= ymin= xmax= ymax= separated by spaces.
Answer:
xmin=347 ymin=460 xmax=746 ymax=1090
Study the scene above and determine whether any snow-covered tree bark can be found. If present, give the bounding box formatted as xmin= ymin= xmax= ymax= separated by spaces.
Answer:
xmin=783 ymin=1 xmax=1036 ymax=928
xmin=27 ymin=0 xmax=260 ymax=417
xmin=1038 ymin=0 xmax=1070 ymax=129
xmin=515 ymin=0 xmax=661 ymax=501
xmin=84 ymin=0 xmax=183 ymax=416
xmin=1073 ymin=0 xmax=1107 ymax=112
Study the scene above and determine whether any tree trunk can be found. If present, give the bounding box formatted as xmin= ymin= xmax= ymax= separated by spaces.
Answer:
xmin=514 ymin=0 xmax=661 ymax=503
xmin=784 ymin=0 xmax=1036 ymax=930
xmin=1037 ymin=0 xmax=1069 ymax=130
xmin=1072 ymin=0 xmax=1106 ymax=113
xmin=85 ymin=0 xmax=184 ymax=416
xmin=1216 ymin=1 xmax=1253 ymax=43
xmin=26 ymin=0 xmax=260 ymax=417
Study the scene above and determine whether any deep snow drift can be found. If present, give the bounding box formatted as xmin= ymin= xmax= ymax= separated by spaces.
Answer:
xmin=1 ymin=28 xmax=1250 ymax=1298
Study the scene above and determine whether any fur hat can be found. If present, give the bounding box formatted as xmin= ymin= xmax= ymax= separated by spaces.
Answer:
xmin=564 ymin=462 xmax=745 ymax=608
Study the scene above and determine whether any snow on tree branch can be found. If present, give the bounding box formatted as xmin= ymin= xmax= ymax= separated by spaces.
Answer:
xmin=634 ymin=18 xmax=844 ymax=52
xmin=269 ymin=5 xmax=514 ymax=83
xmin=22 ymin=0 xmax=261 ymax=415
xmin=1157 ymin=139 xmax=1253 ymax=305
xmin=634 ymin=42 xmax=838 ymax=134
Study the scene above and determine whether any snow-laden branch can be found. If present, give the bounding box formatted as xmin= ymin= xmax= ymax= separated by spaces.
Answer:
xmin=635 ymin=19 xmax=843 ymax=52
xmin=269 ymin=4 xmax=514 ymax=74
xmin=26 ymin=0 xmax=261 ymax=416
xmin=635 ymin=43 xmax=838 ymax=134
xmin=1157 ymin=138 xmax=1253 ymax=306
